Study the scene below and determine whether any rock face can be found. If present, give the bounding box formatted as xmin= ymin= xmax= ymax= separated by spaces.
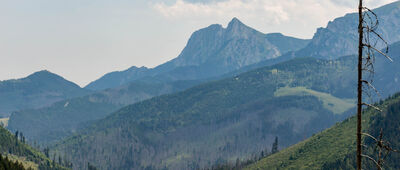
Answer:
xmin=298 ymin=1 xmax=400 ymax=59
xmin=171 ymin=18 xmax=280 ymax=69
xmin=0 ymin=70 xmax=90 ymax=117
xmin=85 ymin=18 xmax=310 ymax=90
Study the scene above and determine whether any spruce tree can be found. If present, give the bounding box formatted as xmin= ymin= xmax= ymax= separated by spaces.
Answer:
xmin=271 ymin=136 xmax=279 ymax=154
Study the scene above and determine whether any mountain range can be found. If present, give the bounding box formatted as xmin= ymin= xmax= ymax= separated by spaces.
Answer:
xmin=48 ymin=1 xmax=400 ymax=168
xmin=4 ymin=1 xmax=400 ymax=170
xmin=86 ymin=1 xmax=400 ymax=92
xmin=50 ymin=35 xmax=400 ymax=169
xmin=9 ymin=1 xmax=400 ymax=147
xmin=85 ymin=18 xmax=310 ymax=91
xmin=7 ymin=18 xmax=310 ymax=144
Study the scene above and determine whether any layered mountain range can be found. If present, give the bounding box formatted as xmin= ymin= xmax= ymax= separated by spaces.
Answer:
xmin=4 ymin=1 xmax=400 ymax=170
xmin=8 ymin=18 xmax=310 ymax=144
xmin=52 ymin=38 xmax=400 ymax=169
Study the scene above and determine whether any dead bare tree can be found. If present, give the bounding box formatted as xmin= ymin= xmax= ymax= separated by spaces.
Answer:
xmin=357 ymin=1 xmax=396 ymax=170
xmin=357 ymin=1 xmax=363 ymax=169
xmin=362 ymin=129 xmax=399 ymax=170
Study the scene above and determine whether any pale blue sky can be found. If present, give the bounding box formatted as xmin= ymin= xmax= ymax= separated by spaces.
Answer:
xmin=0 ymin=0 xmax=396 ymax=86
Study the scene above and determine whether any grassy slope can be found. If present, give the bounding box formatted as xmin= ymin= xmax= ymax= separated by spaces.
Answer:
xmin=275 ymin=86 xmax=355 ymax=114
xmin=246 ymin=94 xmax=400 ymax=170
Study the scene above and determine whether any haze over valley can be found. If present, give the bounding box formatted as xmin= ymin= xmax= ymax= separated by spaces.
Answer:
xmin=1 ymin=1 xmax=400 ymax=170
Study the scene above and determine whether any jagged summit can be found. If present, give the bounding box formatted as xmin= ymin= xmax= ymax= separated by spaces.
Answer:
xmin=225 ymin=17 xmax=257 ymax=38
xmin=227 ymin=17 xmax=244 ymax=29
xmin=126 ymin=66 xmax=148 ymax=72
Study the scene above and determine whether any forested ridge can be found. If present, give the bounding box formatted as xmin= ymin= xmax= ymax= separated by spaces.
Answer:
xmin=246 ymin=93 xmax=400 ymax=170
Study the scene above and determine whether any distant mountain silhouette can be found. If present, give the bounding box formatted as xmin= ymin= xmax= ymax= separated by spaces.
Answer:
xmin=0 ymin=70 xmax=90 ymax=117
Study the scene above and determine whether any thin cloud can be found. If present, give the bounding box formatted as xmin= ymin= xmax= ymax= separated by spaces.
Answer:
xmin=152 ymin=0 xmax=398 ymax=38
xmin=152 ymin=0 xmax=352 ymax=36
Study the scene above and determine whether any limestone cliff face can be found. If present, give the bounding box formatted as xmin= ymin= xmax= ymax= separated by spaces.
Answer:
xmin=86 ymin=18 xmax=309 ymax=90
xmin=299 ymin=1 xmax=400 ymax=59
xmin=170 ymin=18 xmax=299 ymax=70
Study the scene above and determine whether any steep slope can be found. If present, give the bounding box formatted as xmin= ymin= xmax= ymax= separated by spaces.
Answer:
xmin=85 ymin=18 xmax=310 ymax=90
xmin=53 ymin=56 xmax=361 ymax=170
xmin=0 ymin=70 xmax=90 ymax=117
xmin=0 ymin=126 xmax=68 ymax=170
xmin=296 ymin=1 xmax=400 ymax=60
xmin=246 ymin=93 xmax=400 ymax=170
xmin=8 ymin=80 xmax=201 ymax=144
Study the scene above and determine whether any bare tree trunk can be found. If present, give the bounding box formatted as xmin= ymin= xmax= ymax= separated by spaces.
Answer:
xmin=357 ymin=0 xmax=363 ymax=170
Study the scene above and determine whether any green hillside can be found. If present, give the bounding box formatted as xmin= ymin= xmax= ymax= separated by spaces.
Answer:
xmin=0 ymin=126 xmax=68 ymax=170
xmin=246 ymin=93 xmax=400 ymax=170
xmin=53 ymin=56 xmax=359 ymax=170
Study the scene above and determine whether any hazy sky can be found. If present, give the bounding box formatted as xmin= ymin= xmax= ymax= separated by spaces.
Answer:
xmin=0 ymin=0 xmax=397 ymax=87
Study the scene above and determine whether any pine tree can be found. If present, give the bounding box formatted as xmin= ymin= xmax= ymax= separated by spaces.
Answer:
xmin=271 ymin=136 xmax=279 ymax=154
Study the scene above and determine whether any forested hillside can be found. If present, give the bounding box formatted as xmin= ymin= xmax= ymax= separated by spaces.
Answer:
xmin=0 ymin=126 xmax=68 ymax=170
xmin=53 ymin=55 xmax=361 ymax=169
xmin=0 ymin=154 xmax=30 ymax=170
xmin=246 ymin=93 xmax=400 ymax=170
xmin=8 ymin=80 xmax=201 ymax=144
